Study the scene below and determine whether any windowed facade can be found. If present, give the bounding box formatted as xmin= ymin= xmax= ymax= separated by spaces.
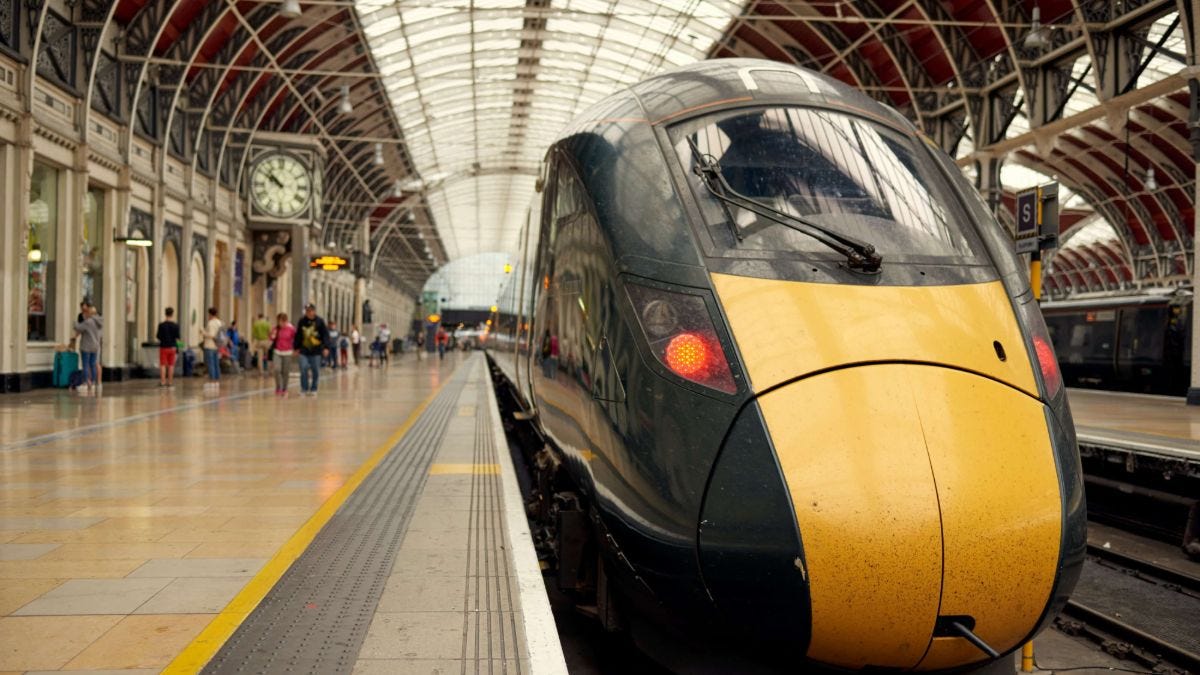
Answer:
xmin=83 ymin=186 xmax=105 ymax=313
xmin=27 ymin=163 xmax=58 ymax=342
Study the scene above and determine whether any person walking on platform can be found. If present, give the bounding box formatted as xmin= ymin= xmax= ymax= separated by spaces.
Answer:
xmin=378 ymin=323 xmax=392 ymax=366
xmin=251 ymin=313 xmax=272 ymax=374
xmin=435 ymin=326 xmax=449 ymax=361
xmin=226 ymin=320 xmax=241 ymax=372
xmin=201 ymin=307 xmax=224 ymax=388
xmin=296 ymin=303 xmax=329 ymax=396
xmin=270 ymin=312 xmax=296 ymax=397
xmin=74 ymin=306 xmax=103 ymax=392
xmin=350 ymin=325 xmax=361 ymax=365
xmin=325 ymin=322 xmax=341 ymax=369
xmin=156 ymin=307 xmax=180 ymax=387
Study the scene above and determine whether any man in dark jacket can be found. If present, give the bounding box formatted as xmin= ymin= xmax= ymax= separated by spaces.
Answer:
xmin=296 ymin=303 xmax=330 ymax=396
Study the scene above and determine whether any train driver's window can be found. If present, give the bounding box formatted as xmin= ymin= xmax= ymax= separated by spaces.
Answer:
xmin=671 ymin=106 xmax=987 ymax=265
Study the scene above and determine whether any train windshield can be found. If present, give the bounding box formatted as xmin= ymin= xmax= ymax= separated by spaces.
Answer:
xmin=671 ymin=107 xmax=985 ymax=264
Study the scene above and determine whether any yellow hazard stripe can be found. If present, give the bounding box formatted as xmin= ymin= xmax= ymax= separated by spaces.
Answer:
xmin=163 ymin=383 xmax=444 ymax=674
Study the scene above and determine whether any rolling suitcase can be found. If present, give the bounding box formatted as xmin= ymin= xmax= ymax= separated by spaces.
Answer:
xmin=53 ymin=351 xmax=79 ymax=388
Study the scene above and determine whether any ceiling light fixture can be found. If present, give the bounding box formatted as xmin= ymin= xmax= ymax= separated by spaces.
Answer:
xmin=114 ymin=236 xmax=153 ymax=247
xmin=1145 ymin=168 xmax=1157 ymax=191
xmin=280 ymin=0 xmax=301 ymax=19
xmin=393 ymin=179 xmax=404 ymax=198
xmin=374 ymin=143 xmax=384 ymax=166
xmin=338 ymin=85 xmax=353 ymax=114
xmin=1023 ymin=6 xmax=1051 ymax=51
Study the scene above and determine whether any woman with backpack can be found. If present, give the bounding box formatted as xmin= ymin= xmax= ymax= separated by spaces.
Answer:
xmin=73 ymin=306 xmax=103 ymax=392
xmin=201 ymin=307 xmax=224 ymax=388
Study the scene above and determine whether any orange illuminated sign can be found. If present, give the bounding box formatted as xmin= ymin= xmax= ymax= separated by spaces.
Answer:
xmin=309 ymin=255 xmax=348 ymax=271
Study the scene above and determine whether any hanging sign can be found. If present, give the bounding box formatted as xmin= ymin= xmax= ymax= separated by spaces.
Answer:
xmin=309 ymin=255 xmax=348 ymax=271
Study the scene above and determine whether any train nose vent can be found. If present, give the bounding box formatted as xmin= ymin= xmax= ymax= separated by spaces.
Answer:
xmin=933 ymin=615 xmax=1000 ymax=658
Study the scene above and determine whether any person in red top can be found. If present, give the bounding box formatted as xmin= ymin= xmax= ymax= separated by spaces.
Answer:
xmin=435 ymin=327 xmax=449 ymax=361
xmin=270 ymin=312 xmax=297 ymax=396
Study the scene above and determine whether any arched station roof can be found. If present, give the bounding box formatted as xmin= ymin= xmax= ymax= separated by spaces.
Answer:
xmin=14 ymin=1 xmax=1199 ymax=299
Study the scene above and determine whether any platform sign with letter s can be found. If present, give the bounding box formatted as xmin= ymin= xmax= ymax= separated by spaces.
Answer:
xmin=1015 ymin=189 xmax=1038 ymax=253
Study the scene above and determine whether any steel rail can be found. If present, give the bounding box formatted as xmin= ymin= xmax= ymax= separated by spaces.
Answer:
xmin=1085 ymin=543 xmax=1200 ymax=596
xmin=1060 ymin=600 xmax=1200 ymax=672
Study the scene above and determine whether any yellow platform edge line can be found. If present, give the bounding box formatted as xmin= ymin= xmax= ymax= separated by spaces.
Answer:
xmin=163 ymin=385 xmax=444 ymax=674
xmin=429 ymin=463 xmax=499 ymax=475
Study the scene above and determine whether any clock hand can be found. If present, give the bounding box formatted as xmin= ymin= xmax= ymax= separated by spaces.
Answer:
xmin=268 ymin=173 xmax=284 ymax=188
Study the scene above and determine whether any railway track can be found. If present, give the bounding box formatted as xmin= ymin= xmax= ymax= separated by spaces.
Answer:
xmin=1053 ymin=541 xmax=1200 ymax=673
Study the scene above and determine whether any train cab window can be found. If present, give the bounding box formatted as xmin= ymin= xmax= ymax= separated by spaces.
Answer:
xmin=670 ymin=107 xmax=987 ymax=265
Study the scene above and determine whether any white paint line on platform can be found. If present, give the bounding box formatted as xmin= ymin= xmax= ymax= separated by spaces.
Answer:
xmin=484 ymin=360 xmax=569 ymax=675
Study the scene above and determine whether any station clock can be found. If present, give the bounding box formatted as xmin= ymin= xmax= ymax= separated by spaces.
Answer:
xmin=251 ymin=153 xmax=312 ymax=219
xmin=245 ymin=136 xmax=325 ymax=227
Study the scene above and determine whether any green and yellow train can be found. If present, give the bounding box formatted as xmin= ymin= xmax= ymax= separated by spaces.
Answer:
xmin=489 ymin=58 xmax=1085 ymax=672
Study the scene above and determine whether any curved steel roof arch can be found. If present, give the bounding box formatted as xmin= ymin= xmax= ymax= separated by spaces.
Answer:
xmin=97 ymin=0 xmax=446 ymax=293
xmin=715 ymin=0 xmax=1194 ymax=296
xmin=22 ymin=0 xmax=1197 ymax=299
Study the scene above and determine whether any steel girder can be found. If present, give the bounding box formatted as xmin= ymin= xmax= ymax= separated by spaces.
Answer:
xmin=715 ymin=0 xmax=1197 ymax=293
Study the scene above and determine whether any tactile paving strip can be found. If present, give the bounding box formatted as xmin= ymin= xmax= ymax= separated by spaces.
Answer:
xmin=460 ymin=377 xmax=525 ymax=674
xmin=203 ymin=367 xmax=470 ymax=674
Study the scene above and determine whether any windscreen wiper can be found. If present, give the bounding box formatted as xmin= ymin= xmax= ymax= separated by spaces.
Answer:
xmin=686 ymin=138 xmax=882 ymax=274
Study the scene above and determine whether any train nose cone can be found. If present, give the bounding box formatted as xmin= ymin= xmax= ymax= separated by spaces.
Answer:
xmin=697 ymin=402 xmax=811 ymax=652
xmin=753 ymin=364 xmax=1063 ymax=670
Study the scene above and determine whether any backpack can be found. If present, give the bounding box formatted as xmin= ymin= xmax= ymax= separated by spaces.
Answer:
xmin=215 ymin=331 xmax=229 ymax=349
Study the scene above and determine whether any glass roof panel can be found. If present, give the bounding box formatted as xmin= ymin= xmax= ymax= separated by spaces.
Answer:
xmin=1137 ymin=12 xmax=1185 ymax=88
xmin=356 ymin=0 xmax=741 ymax=261
xmin=1061 ymin=53 xmax=1100 ymax=118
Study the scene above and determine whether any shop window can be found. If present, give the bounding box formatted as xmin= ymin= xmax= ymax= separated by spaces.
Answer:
xmin=82 ymin=187 xmax=105 ymax=314
xmin=28 ymin=163 xmax=58 ymax=342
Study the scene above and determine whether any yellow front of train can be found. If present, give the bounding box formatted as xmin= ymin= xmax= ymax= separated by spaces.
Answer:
xmin=670 ymin=94 xmax=1084 ymax=670
xmin=714 ymin=275 xmax=1064 ymax=670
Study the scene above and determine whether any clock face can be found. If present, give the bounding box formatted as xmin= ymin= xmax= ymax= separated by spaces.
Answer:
xmin=251 ymin=153 xmax=312 ymax=218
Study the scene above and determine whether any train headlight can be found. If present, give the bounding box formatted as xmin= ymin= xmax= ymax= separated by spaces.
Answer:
xmin=626 ymin=280 xmax=738 ymax=394
xmin=640 ymin=299 xmax=679 ymax=338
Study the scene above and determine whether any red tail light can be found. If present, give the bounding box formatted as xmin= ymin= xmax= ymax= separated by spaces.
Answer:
xmin=1033 ymin=335 xmax=1062 ymax=399
xmin=666 ymin=333 xmax=711 ymax=376
xmin=1015 ymin=298 xmax=1063 ymax=400
xmin=626 ymin=282 xmax=737 ymax=394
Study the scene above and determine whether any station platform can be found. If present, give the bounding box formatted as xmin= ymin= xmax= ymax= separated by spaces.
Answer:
xmin=0 ymin=353 xmax=565 ymax=674
xmin=1067 ymin=388 xmax=1200 ymax=465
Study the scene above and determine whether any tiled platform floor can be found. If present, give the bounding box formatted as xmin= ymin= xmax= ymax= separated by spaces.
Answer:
xmin=0 ymin=354 xmax=454 ymax=672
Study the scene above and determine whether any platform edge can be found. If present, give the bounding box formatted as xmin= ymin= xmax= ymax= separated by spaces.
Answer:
xmin=485 ymin=361 xmax=569 ymax=675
